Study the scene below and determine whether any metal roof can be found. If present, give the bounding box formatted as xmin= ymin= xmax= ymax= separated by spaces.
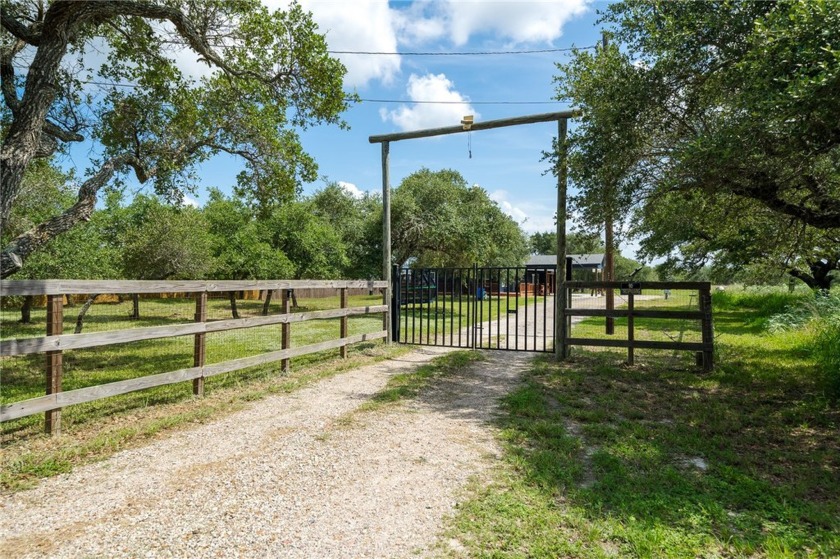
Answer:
xmin=525 ymin=253 xmax=605 ymax=270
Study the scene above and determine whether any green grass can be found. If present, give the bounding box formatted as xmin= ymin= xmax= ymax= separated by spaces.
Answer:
xmin=397 ymin=293 xmax=545 ymax=345
xmin=444 ymin=290 xmax=840 ymax=558
xmin=0 ymin=294 xmax=391 ymax=480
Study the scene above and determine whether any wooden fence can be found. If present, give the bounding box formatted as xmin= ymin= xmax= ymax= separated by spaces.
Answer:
xmin=0 ymin=279 xmax=389 ymax=434
xmin=563 ymin=281 xmax=714 ymax=371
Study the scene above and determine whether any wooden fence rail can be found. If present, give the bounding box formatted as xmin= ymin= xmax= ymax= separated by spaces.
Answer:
xmin=0 ymin=279 xmax=389 ymax=433
xmin=563 ymin=281 xmax=714 ymax=370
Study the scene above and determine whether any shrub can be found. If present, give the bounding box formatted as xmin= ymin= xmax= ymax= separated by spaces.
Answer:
xmin=813 ymin=317 xmax=840 ymax=403
xmin=766 ymin=294 xmax=840 ymax=333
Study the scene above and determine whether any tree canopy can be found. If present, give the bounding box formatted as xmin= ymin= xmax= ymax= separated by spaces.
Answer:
xmin=0 ymin=0 xmax=351 ymax=278
xmin=529 ymin=231 xmax=603 ymax=256
xmin=391 ymin=168 xmax=529 ymax=269
xmin=555 ymin=0 xmax=840 ymax=287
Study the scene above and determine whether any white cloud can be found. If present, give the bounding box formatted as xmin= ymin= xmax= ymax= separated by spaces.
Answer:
xmin=490 ymin=189 xmax=556 ymax=234
xmin=181 ymin=193 xmax=200 ymax=208
xmin=379 ymin=73 xmax=478 ymax=131
xmin=338 ymin=180 xmax=365 ymax=199
xmin=395 ymin=1 xmax=591 ymax=47
xmin=392 ymin=2 xmax=447 ymax=45
xmin=295 ymin=0 xmax=401 ymax=87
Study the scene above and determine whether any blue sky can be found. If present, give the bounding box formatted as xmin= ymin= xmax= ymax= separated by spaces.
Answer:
xmin=195 ymin=1 xmax=606 ymax=232
xmin=66 ymin=1 xmax=615 ymax=247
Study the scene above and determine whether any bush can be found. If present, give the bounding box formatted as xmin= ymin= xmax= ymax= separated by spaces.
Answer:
xmin=813 ymin=317 xmax=840 ymax=403
xmin=754 ymin=291 xmax=840 ymax=403
xmin=766 ymin=294 xmax=840 ymax=332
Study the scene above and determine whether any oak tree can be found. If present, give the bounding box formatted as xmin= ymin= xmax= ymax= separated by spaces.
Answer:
xmin=555 ymin=0 xmax=840 ymax=286
xmin=1 ymin=0 xmax=350 ymax=277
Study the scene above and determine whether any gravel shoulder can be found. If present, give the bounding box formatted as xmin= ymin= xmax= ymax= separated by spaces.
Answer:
xmin=0 ymin=347 xmax=533 ymax=559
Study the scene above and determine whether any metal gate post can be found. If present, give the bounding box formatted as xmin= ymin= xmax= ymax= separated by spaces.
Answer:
xmin=391 ymin=265 xmax=401 ymax=343
xmin=472 ymin=264 xmax=478 ymax=350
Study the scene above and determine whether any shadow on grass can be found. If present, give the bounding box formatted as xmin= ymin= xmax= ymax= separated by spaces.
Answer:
xmin=473 ymin=347 xmax=840 ymax=557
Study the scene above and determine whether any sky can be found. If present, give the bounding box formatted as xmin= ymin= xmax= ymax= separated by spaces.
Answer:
xmin=64 ymin=0 xmax=620 ymax=251
xmin=286 ymin=0 xmax=603 ymax=235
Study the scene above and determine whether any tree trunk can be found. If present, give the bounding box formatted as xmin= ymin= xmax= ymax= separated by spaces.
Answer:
xmin=74 ymin=294 xmax=99 ymax=334
xmin=789 ymin=257 xmax=838 ymax=293
xmin=19 ymin=295 xmax=33 ymax=324
xmin=130 ymin=293 xmax=140 ymax=320
xmin=1 ymin=155 xmax=138 ymax=278
xmin=229 ymin=292 xmax=240 ymax=319
xmin=261 ymin=289 xmax=273 ymax=316
xmin=290 ymin=290 xmax=298 ymax=309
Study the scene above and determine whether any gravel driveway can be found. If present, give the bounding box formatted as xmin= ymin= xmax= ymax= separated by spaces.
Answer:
xmin=1 ymin=347 xmax=533 ymax=558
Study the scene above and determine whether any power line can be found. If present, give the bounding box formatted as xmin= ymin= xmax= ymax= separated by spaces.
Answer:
xmin=13 ymin=71 xmax=561 ymax=105
xmin=329 ymin=46 xmax=595 ymax=56
xmin=358 ymin=98 xmax=559 ymax=105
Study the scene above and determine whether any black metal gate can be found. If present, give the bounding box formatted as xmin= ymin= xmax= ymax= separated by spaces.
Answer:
xmin=392 ymin=265 xmax=555 ymax=352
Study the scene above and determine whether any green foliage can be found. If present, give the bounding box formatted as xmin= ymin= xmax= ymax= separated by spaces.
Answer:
xmin=87 ymin=1 xmax=351 ymax=210
xmin=614 ymin=253 xmax=656 ymax=281
xmin=310 ymin=183 xmax=381 ymax=279
xmin=712 ymin=287 xmax=811 ymax=316
xmin=204 ymin=190 xmax=293 ymax=280
xmin=555 ymin=0 xmax=840 ymax=283
xmin=448 ymin=293 xmax=840 ymax=556
xmin=760 ymin=291 xmax=840 ymax=402
xmin=120 ymin=196 xmax=213 ymax=280
xmin=2 ymin=161 xmax=119 ymax=280
xmin=813 ymin=319 xmax=840 ymax=403
xmin=267 ymin=199 xmax=349 ymax=279
xmin=529 ymin=231 xmax=603 ymax=255
xmin=2 ymin=0 xmax=352 ymax=276
xmin=766 ymin=294 xmax=840 ymax=333
xmin=392 ymin=168 xmax=529 ymax=268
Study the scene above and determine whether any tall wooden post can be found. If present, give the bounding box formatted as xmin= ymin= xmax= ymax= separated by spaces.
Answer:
xmin=281 ymin=289 xmax=292 ymax=373
xmin=602 ymin=32 xmax=616 ymax=336
xmin=340 ymin=287 xmax=349 ymax=358
xmin=605 ymin=220 xmax=615 ymax=335
xmin=45 ymin=294 xmax=63 ymax=435
xmin=192 ymin=291 xmax=207 ymax=396
xmin=555 ymin=118 xmax=569 ymax=360
xmin=382 ymin=141 xmax=392 ymax=343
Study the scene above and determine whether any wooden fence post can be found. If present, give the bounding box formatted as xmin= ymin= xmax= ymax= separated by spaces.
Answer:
xmin=193 ymin=291 xmax=207 ymax=396
xmin=45 ymin=294 xmax=63 ymax=435
xmin=340 ymin=287 xmax=349 ymax=358
xmin=281 ymin=289 xmax=291 ymax=373
xmin=700 ymin=285 xmax=714 ymax=372
xmin=626 ymin=291 xmax=635 ymax=366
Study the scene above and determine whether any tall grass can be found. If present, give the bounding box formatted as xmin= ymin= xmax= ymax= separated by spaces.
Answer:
xmin=813 ymin=316 xmax=840 ymax=403
xmin=724 ymin=285 xmax=840 ymax=403
xmin=712 ymin=285 xmax=811 ymax=316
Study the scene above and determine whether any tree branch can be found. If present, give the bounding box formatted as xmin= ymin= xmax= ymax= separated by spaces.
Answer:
xmin=0 ymin=37 xmax=24 ymax=113
xmin=0 ymin=153 xmax=140 ymax=278
xmin=73 ymin=1 xmax=256 ymax=80
xmin=1 ymin=10 xmax=42 ymax=46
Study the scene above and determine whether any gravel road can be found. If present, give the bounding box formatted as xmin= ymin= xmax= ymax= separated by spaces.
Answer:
xmin=1 ymin=347 xmax=533 ymax=559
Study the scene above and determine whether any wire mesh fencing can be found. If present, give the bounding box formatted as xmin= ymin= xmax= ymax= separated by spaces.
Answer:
xmin=1 ymin=281 xmax=387 ymax=438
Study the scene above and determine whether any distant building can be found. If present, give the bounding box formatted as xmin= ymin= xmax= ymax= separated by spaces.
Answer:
xmin=525 ymin=253 xmax=606 ymax=293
